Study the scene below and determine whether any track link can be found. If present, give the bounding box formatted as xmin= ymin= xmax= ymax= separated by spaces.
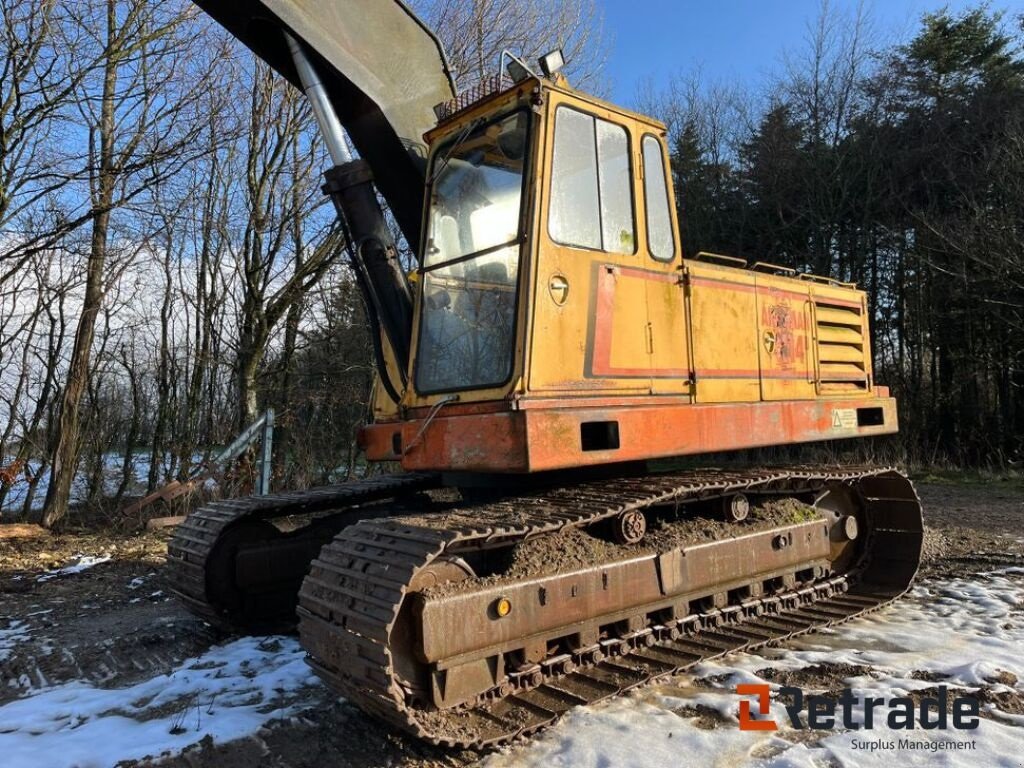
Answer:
xmin=166 ymin=473 xmax=440 ymax=632
xmin=297 ymin=466 xmax=922 ymax=747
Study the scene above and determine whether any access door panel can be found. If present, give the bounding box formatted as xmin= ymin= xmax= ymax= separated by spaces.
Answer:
xmin=754 ymin=275 xmax=816 ymax=400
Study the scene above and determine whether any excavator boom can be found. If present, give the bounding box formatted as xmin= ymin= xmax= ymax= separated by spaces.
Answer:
xmin=195 ymin=0 xmax=455 ymax=252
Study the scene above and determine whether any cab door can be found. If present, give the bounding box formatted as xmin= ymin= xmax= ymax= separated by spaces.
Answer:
xmin=528 ymin=94 xmax=652 ymax=395
xmin=638 ymin=133 xmax=691 ymax=396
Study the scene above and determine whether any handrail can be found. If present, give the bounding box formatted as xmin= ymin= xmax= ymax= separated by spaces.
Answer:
xmin=750 ymin=261 xmax=797 ymax=275
xmin=692 ymin=251 xmax=747 ymax=268
xmin=798 ymin=272 xmax=857 ymax=289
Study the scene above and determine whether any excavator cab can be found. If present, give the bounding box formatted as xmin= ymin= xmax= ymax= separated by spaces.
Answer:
xmin=385 ymin=72 xmax=685 ymax=408
xmin=407 ymin=77 xmax=683 ymax=409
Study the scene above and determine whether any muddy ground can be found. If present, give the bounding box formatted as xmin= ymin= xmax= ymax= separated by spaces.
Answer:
xmin=0 ymin=476 xmax=1021 ymax=767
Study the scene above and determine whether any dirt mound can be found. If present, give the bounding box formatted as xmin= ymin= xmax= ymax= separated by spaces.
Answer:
xmin=755 ymin=662 xmax=874 ymax=690
xmin=498 ymin=499 xmax=818 ymax=583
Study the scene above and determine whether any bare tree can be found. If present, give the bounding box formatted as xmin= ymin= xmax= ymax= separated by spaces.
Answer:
xmin=228 ymin=62 xmax=343 ymax=431
xmin=414 ymin=0 xmax=610 ymax=91
xmin=174 ymin=97 xmax=235 ymax=479
xmin=42 ymin=0 xmax=211 ymax=528
xmin=0 ymin=0 xmax=98 ymax=287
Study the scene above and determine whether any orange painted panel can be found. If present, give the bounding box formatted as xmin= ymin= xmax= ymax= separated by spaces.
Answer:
xmin=362 ymin=395 xmax=899 ymax=473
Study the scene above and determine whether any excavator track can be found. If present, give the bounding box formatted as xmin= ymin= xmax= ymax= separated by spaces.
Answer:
xmin=297 ymin=466 xmax=922 ymax=748
xmin=166 ymin=473 xmax=441 ymax=632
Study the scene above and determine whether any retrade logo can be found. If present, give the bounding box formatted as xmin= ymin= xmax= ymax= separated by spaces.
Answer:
xmin=735 ymin=684 xmax=980 ymax=732
xmin=737 ymin=684 xmax=777 ymax=731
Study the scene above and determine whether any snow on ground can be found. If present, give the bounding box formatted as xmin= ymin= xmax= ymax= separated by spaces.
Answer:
xmin=0 ymin=620 xmax=31 ymax=664
xmin=487 ymin=570 xmax=1024 ymax=768
xmin=0 ymin=451 xmax=208 ymax=517
xmin=0 ymin=636 xmax=320 ymax=768
xmin=3 ymin=560 xmax=1023 ymax=766
xmin=35 ymin=555 xmax=113 ymax=583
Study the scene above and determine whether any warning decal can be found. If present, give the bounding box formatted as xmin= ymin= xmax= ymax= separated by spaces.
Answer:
xmin=832 ymin=408 xmax=858 ymax=430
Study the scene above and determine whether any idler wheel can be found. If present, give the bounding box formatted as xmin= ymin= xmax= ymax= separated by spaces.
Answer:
xmin=408 ymin=556 xmax=475 ymax=590
xmin=814 ymin=484 xmax=864 ymax=572
xmin=393 ymin=556 xmax=476 ymax=700
xmin=613 ymin=509 xmax=647 ymax=544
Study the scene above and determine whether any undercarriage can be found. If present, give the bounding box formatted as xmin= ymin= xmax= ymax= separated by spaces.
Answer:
xmin=167 ymin=465 xmax=922 ymax=747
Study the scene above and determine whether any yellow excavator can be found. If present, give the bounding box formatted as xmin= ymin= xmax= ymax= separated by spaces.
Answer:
xmin=168 ymin=0 xmax=923 ymax=747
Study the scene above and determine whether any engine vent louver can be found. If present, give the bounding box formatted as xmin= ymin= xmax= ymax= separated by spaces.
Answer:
xmin=814 ymin=299 xmax=869 ymax=392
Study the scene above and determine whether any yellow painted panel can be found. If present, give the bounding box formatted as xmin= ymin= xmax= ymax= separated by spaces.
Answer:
xmin=755 ymin=274 xmax=816 ymax=401
xmin=821 ymin=362 xmax=866 ymax=378
xmin=529 ymin=249 xmax=620 ymax=391
xmin=646 ymin=273 xmax=691 ymax=395
xmin=606 ymin=270 xmax=652 ymax=374
xmin=817 ymin=326 xmax=862 ymax=344
xmin=816 ymin=306 xmax=862 ymax=326
xmin=817 ymin=344 xmax=865 ymax=363
xmin=686 ymin=261 xmax=760 ymax=403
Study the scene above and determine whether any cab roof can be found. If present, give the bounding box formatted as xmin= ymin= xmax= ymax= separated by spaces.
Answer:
xmin=425 ymin=75 xmax=667 ymax=145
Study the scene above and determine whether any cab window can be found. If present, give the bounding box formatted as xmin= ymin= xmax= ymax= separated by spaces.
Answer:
xmin=642 ymin=135 xmax=675 ymax=261
xmin=549 ymin=106 xmax=634 ymax=254
xmin=417 ymin=111 xmax=529 ymax=394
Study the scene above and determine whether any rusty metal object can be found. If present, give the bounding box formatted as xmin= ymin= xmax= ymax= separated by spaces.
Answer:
xmin=722 ymin=493 xmax=750 ymax=522
xmin=417 ymin=519 xmax=829 ymax=666
xmin=409 ymin=557 xmax=476 ymax=591
xmin=815 ymin=482 xmax=864 ymax=572
xmin=165 ymin=472 xmax=441 ymax=632
xmin=361 ymin=395 xmax=899 ymax=472
xmin=297 ymin=466 xmax=923 ymax=747
xmin=612 ymin=509 xmax=646 ymax=543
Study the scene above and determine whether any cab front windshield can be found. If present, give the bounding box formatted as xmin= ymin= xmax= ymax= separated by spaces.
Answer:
xmin=416 ymin=111 xmax=529 ymax=393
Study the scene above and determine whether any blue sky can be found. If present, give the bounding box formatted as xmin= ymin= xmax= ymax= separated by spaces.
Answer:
xmin=602 ymin=0 xmax=1023 ymax=105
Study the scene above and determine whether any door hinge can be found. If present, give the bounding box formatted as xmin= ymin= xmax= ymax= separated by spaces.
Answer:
xmin=645 ymin=323 xmax=654 ymax=354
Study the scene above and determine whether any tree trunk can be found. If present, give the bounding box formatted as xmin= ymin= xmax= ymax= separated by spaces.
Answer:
xmin=147 ymin=236 xmax=175 ymax=491
xmin=42 ymin=200 xmax=111 ymax=528
xmin=237 ymin=341 xmax=261 ymax=432
xmin=41 ymin=0 xmax=118 ymax=529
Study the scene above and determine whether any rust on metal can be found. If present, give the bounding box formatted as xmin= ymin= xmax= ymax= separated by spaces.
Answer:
xmin=296 ymin=466 xmax=923 ymax=748
xmin=362 ymin=395 xmax=899 ymax=472
xmin=417 ymin=520 xmax=830 ymax=664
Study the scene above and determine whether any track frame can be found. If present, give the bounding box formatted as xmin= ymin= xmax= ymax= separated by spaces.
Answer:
xmin=296 ymin=466 xmax=923 ymax=747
